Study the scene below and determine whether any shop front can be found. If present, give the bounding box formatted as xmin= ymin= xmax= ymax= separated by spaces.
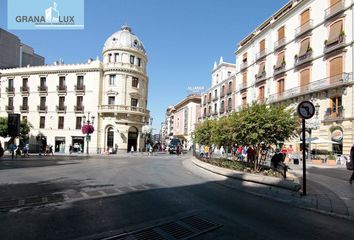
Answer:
xmin=72 ymin=136 xmax=84 ymax=153
xmin=55 ymin=137 xmax=66 ymax=153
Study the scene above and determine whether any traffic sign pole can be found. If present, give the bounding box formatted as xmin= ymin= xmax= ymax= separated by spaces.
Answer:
xmin=302 ymin=118 xmax=307 ymax=196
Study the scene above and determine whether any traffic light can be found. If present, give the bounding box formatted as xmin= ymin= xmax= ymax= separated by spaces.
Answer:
xmin=8 ymin=113 xmax=20 ymax=137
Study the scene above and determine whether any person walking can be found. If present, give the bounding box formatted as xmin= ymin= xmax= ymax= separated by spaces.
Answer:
xmin=204 ymin=145 xmax=209 ymax=159
xmin=0 ymin=142 xmax=4 ymax=158
xmin=220 ymin=145 xmax=225 ymax=158
xmin=349 ymin=144 xmax=354 ymax=184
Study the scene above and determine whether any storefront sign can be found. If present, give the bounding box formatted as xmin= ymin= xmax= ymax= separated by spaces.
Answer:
xmin=331 ymin=129 xmax=343 ymax=142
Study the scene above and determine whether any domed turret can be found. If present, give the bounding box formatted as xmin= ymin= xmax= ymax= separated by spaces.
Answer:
xmin=103 ymin=25 xmax=146 ymax=54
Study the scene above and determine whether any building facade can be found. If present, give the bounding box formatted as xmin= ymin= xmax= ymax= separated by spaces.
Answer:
xmin=163 ymin=95 xmax=201 ymax=147
xmin=0 ymin=28 xmax=44 ymax=69
xmin=200 ymin=57 xmax=236 ymax=120
xmin=0 ymin=25 xmax=150 ymax=153
xmin=234 ymin=0 xmax=354 ymax=154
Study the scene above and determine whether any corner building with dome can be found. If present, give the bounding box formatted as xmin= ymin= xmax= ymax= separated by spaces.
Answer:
xmin=0 ymin=25 xmax=150 ymax=153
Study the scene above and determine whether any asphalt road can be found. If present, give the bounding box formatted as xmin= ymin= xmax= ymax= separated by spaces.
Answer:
xmin=0 ymin=153 xmax=353 ymax=240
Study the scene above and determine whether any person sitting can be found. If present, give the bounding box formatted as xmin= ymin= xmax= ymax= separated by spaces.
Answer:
xmin=271 ymin=148 xmax=288 ymax=178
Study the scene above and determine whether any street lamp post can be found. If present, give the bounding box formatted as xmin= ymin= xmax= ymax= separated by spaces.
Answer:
xmin=82 ymin=113 xmax=95 ymax=155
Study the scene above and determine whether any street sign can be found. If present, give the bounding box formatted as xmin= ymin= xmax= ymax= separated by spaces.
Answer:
xmin=297 ymin=101 xmax=315 ymax=119
xmin=86 ymin=135 xmax=91 ymax=142
xmin=8 ymin=113 xmax=20 ymax=137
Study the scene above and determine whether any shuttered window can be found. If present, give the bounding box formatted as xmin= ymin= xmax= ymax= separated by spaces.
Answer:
xmin=243 ymin=72 xmax=247 ymax=83
xmin=329 ymin=57 xmax=343 ymax=84
xmin=242 ymin=53 xmax=248 ymax=62
xmin=300 ymin=9 xmax=310 ymax=25
xmin=258 ymin=62 xmax=265 ymax=76
xmin=299 ymin=38 xmax=310 ymax=57
xmin=260 ymin=39 xmax=265 ymax=51
xmin=277 ymin=79 xmax=285 ymax=93
xmin=276 ymin=52 xmax=285 ymax=68
xmin=259 ymin=86 xmax=265 ymax=101
xmin=330 ymin=0 xmax=341 ymax=6
xmin=300 ymin=69 xmax=310 ymax=86
xmin=278 ymin=26 xmax=285 ymax=40
xmin=327 ymin=20 xmax=343 ymax=45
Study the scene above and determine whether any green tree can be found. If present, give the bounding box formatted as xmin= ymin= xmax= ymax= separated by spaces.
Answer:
xmin=193 ymin=119 xmax=214 ymax=146
xmin=0 ymin=117 xmax=8 ymax=137
xmin=19 ymin=118 xmax=33 ymax=145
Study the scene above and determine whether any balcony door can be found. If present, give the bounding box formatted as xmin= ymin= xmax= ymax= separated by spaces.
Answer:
xmin=330 ymin=96 xmax=342 ymax=117
xmin=329 ymin=56 xmax=343 ymax=83
xmin=300 ymin=9 xmax=310 ymax=26
xmin=277 ymin=79 xmax=285 ymax=98
xmin=300 ymin=69 xmax=310 ymax=92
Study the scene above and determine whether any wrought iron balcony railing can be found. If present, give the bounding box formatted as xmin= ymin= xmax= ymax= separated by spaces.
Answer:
xmin=255 ymin=49 xmax=267 ymax=61
xmin=74 ymin=105 xmax=85 ymax=113
xmin=37 ymin=105 xmax=48 ymax=112
xmin=255 ymin=71 xmax=267 ymax=83
xmin=323 ymin=106 xmax=344 ymax=122
xmin=56 ymin=105 xmax=67 ymax=113
xmin=295 ymin=20 xmax=313 ymax=38
xmin=240 ymin=62 xmax=248 ymax=71
xmin=274 ymin=38 xmax=286 ymax=51
xmin=5 ymin=105 xmax=14 ymax=112
xmin=294 ymin=51 xmax=313 ymax=67
xmin=20 ymin=105 xmax=29 ymax=113
xmin=324 ymin=36 xmax=346 ymax=54
xmin=239 ymin=82 xmax=248 ymax=91
xmin=273 ymin=63 xmax=286 ymax=76
xmin=57 ymin=85 xmax=67 ymax=93
xmin=324 ymin=0 xmax=345 ymax=20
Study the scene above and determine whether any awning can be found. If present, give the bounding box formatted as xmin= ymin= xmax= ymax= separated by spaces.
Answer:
xmin=327 ymin=21 xmax=342 ymax=45
xmin=299 ymin=38 xmax=310 ymax=57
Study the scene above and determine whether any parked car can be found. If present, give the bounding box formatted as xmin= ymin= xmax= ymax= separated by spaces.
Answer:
xmin=169 ymin=139 xmax=181 ymax=154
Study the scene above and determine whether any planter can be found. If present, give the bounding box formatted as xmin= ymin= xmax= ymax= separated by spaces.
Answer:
xmin=327 ymin=159 xmax=336 ymax=166
xmin=312 ymin=159 xmax=323 ymax=165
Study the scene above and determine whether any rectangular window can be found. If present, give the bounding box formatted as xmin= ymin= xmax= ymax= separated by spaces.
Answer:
xmin=108 ymin=96 xmax=115 ymax=105
xmin=40 ymin=116 xmax=45 ymax=129
xmin=130 ymin=55 xmax=135 ymax=64
xmin=242 ymin=53 xmax=247 ymax=62
xmin=131 ymin=98 xmax=138 ymax=107
xmin=8 ymin=79 xmax=14 ymax=88
xmin=8 ymin=97 xmax=13 ymax=107
xmin=115 ymin=53 xmax=119 ymax=62
xmin=22 ymin=78 xmax=28 ymax=88
xmin=278 ymin=79 xmax=285 ymax=94
xmin=132 ymin=77 xmax=139 ymax=88
xmin=137 ymin=58 xmax=141 ymax=67
xmin=76 ymin=117 xmax=82 ymax=130
xmin=40 ymin=77 xmax=46 ymax=88
xmin=23 ymin=97 xmax=28 ymax=107
xmin=278 ymin=26 xmax=285 ymax=40
xmin=77 ymin=76 xmax=84 ymax=87
xmin=40 ymin=97 xmax=46 ymax=107
xmin=77 ymin=96 xmax=83 ymax=107
xmin=58 ymin=116 xmax=64 ymax=129
xmin=259 ymin=86 xmax=265 ymax=101
xmin=300 ymin=9 xmax=310 ymax=25
xmin=109 ymin=75 xmax=116 ymax=86
xmin=260 ymin=39 xmax=265 ymax=51
xmin=59 ymin=76 xmax=66 ymax=88
xmin=59 ymin=96 xmax=65 ymax=108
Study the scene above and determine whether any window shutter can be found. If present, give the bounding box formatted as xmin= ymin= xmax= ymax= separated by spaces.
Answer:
xmin=299 ymin=38 xmax=310 ymax=57
xmin=276 ymin=52 xmax=285 ymax=68
xmin=300 ymin=69 xmax=310 ymax=86
xmin=328 ymin=21 xmax=342 ymax=44
xmin=300 ymin=9 xmax=310 ymax=25
xmin=258 ymin=62 xmax=265 ymax=76
xmin=330 ymin=0 xmax=341 ymax=6
xmin=260 ymin=39 xmax=265 ymax=51
xmin=330 ymin=56 xmax=343 ymax=77
xmin=278 ymin=26 xmax=285 ymax=40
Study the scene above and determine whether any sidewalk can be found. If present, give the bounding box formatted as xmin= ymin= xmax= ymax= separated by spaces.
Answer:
xmin=184 ymin=157 xmax=354 ymax=221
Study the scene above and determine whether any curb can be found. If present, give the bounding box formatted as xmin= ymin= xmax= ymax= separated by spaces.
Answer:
xmin=192 ymin=157 xmax=301 ymax=191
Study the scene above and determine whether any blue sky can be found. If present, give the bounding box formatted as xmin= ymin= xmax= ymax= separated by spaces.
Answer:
xmin=0 ymin=0 xmax=288 ymax=133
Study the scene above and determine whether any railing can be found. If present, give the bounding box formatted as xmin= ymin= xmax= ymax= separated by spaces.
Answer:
xmin=239 ymin=82 xmax=248 ymax=91
xmin=324 ymin=0 xmax=345 ymax=19
xmin=37 ymin=105 xmax=48 ymax=112
xmin=98 ymin=105 xmax=150 ymax=115
xmin=294 ymin=51 xmax=313 ymax=67
xmin=57 ymin=85 xmax=67 ymax=93
xmin=74 ymin=105 xmax=85 ymax=113
xmin=5 ymin=105 xmax=14 ymax=112
xmin=295 ymin=20 xmax=313 ymax=38
xmin=274 ymin=38 xmax=286 ymax=50
xmin=268 ymin=73 xmax=353 ymax=103
xmin=20 ymin=86 xmax=30 ymax=93
xmin=323 ymin=106 xmax=344 ymax=121
xmin=6 ymin=87 xmax=15 ymax=93
xmin=240 ymin=62 xmax=248 ymax=71
xmin=255 ymin=49 xmax=267 ymax=61
xmin=324 ymin=36 xmax=346 ymax=54
xmin=74 ymin=85 xmax=86 ymax=92
xmin=219 ymin=108 xmax=225 ymax=114
xmin=273 ymin=63 xmax=286 ymax=76
xmin=56 ymin=105 xmax=67 ymax=113
xmin=104 ymin=62 xmax=146 ymax=73
xmin=255 ymin=71 xmax=267 ymax=83
xmin=38 ymin=86 xmax=48 ymax=92
xmin=20 ymin=105 xmax=29 ymax=113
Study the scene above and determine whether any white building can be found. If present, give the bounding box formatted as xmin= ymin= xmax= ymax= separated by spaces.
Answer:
xmin=234 ymin=0 xmax=354 ymax=154
xmin=0 ymin=25 xmax=150 ymax=153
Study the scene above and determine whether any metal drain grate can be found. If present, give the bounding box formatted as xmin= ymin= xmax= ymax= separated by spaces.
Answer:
xmin=159 ymin=222 xmax=194 ymax=239
xmin=101 ymin=215 xmax=221 ymax=240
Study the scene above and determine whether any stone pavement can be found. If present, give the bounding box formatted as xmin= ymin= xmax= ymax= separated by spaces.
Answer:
xmin=184 ymin=157 xmax=354 ymax=221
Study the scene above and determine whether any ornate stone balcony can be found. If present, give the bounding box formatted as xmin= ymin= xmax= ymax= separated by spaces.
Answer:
xmin=74 ymin=85 xmax=86 ymax=94
xmin=324 ymin=0 xmax=345 ymax=20
xmin=323 ymin=106 xmax=344 ymax=122
xmin=5 ymin=105 xmax=14 ymax=113
xmin=37 ymin=105 xmax=48 ymax=113
xmin=56 ymin=105 xmax=67 ymax=113
xmin=57 ymin=85 xmax=67 ymax=94
xmin=295 ymin=20 xmax=313 ymax=38
xmin=74 ymin=105 xmax=84 ymax=113
xmin=294 ymin=51 xmax=313 ymax=67
xmin=268 ymin=72 xmax=353 ymax=103
xmin=20 ymin=86 xmax=30 ymax=95
xmin=20 ymin=105 xmax=29 ymax=113
xmin=98 ymin=105 xmax=149 ymax=115
xmin=6 ymin=87 xmax=15 ymax=96
xmin=274 ymin=38 xmax=286 ymax=51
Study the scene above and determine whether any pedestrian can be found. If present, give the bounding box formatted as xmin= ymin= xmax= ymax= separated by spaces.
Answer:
xmin=349 ymin=144 xmax=354 ymax=184
xmin=281 ymin=145 xmax=287 ymax=159
xmin=220 ymin=145 xmax=225 ymax=158
xmin=23 ymin=143 xmax=29 ymax=157
xmin=0 ymin=142 xmax=4 ymax=158
xmin=287 ymin=144 xmax=294 ymax=163
xmin=49 ymin=144 xmax=54 ymax=156
xmin=131 ymin=145 xmax=134 ymax=153
xmin=199 ymin=145 xmax=205 ymax=157
xmin=204 ymin=145 xmax=209 ymax=159
xmin=15 ymin=145 xmax=21 ymax=158
xmin=247 ymin=146 xmax=255 ymax=163
xmin=69 ymin=144 xmax=73 ymax=154
xmin=232 ymin=144 xmax=237 ymax=160
xmin=9 ymin=142 xmax=16 ymax=159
